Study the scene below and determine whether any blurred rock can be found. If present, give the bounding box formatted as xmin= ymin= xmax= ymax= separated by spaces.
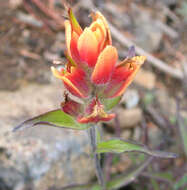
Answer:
xmin=155 ymin=89 xmax=176 ymax=116
xmin=122 ymin=89 xmax=140 ymax=109
xmin=111 ymin=154 xmax=132 ymax=174
xmin=9 ymin=0 xmax=22 ymax=9
xmin=134 ymin=69 xmax=156 ymax=90
xmin=133 ymin=126 xmax=141 ymax=142
xmin=0 ymin=84 xmax=94 ymax=190
xmin=108 ymin=108 xmax=142 ymax=129
xmin=121 ymin=130 xmax=132 ymax=140
xmin=132 ymin=7 xmax=163 ymax=52
xmin=147 ymin=123 xmax=163 ymax=148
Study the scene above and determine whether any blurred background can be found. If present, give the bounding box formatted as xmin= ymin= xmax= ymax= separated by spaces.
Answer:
xmin=0 ymin=0 xmax=186 ymax=190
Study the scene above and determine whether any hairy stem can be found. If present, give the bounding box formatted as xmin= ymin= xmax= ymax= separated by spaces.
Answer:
xmin=89 ymin=126 xmax=105 ymax=189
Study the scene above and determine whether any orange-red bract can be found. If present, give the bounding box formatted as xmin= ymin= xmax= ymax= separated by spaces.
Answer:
xmin=51 ymin=8 xmax=146 ymax=124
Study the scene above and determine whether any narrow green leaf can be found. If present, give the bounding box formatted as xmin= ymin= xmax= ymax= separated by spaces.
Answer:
xmin=173 ymin=174 xmax=187 ymax=190
xmin=151 ymin=178 xmax=160 ymax=190
xmin=102 ymin=96 xmax=121 ymax=111
xmin=148 ymin=172 xmax=173 ymax=182
xmin=13 ymin=109 xmax=89 ymax=132
xmin=65 ymin=51 xmax=77 ymax=67
xmin=96 ymin=127 xmax=101 ymax=144
xmin=97 ymin=139 xmax=177 ymax=158
xmin=59 ymin=184 xmax=102 ymax=190
xmin=68 ymin=8 xmax=82 ymax=35
xmin=178 ymin=116 xmax=187 ymax=156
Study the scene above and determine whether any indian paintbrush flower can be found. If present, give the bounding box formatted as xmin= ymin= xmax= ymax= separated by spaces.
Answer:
xmin=51 ymin=8 xmax=146 ymax=124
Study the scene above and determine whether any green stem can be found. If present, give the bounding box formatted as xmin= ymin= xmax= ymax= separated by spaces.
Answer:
xmin=89 ymin=125 xmax=105 ymax=189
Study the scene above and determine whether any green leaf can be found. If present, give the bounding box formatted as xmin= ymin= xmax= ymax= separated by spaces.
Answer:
xmin=178 ymin=116 xmax=187 ymax=156
xmin=13 ymin=109 xmax=89 ymax=132
xmin=68 ymin=8 xmax=82 ymax=35
xmin=57 ymin=184 xmax=102 ymax=190
xmin=173 ymin=174 xmax=187 ymax=190
xmin=97 ymin=139 xmax=177 ymax=158
xmin=150 ymin=172 xmax=173 ymax=182
xmin=96 ymin=127 xmax=101 ymax=144
xmin=102 ymin=96 xmax=121 ymax=111
xmin=151 ymin=178 xmax=160 ymax=190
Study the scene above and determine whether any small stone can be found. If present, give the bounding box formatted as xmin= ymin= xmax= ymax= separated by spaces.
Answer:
xmin=9 ymin=0 xmax=22 ymax=9
xmin=111 ymin=155 xmax=132 ymax=174
xmin=147 ymin=123 xmax=163 ymax=147
xmin=108 ymin=108 xmax=142 ymax=129
xmin=133 ymin=9 xmax=163 ymax=52
xmin=155 ymin=89 xmax=176 ymax=116
xmin=134 ymin=69 xmax=156 ymax=90
xmin=122 ymin=89 xmax=140 ymax=109
xmin=133 ymin=126 xmax=141 ymax=141
xmin=121 ymin=130 xmax=132 ymax=140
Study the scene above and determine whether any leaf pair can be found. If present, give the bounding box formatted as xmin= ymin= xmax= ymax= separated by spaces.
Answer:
xmin=13 ymin=108 xmax=177 ymax=159
xmin=13 ymin=97 xmax=120 ymax=132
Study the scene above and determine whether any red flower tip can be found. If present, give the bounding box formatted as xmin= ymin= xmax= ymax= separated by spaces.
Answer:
xmin=77 ymin=98 xmax=115 ymax=123
xmin=103 ymin=55 xmax=146 ymax=98
xmin=51 ymin=66 xmax=90 ymax=98
xmin=61 ymin=93 xmax=82 ymax=117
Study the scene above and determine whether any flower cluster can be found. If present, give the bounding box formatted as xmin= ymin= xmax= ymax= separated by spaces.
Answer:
xmin=51 ymin=8 xmax=146 ymax=124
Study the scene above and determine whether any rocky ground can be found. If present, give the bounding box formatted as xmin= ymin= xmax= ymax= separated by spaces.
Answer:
xmin=0 ymin=83 xmax=95 ymax=190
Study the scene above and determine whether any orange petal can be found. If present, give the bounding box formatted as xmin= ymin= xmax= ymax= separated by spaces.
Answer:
xmin=90 ymin=19 xmax=106 ymax=36
xmin=68 ymin=8 xmax=82 ymax=35
xmin=78 ymin=113 xmax=115 ymax=123
xmin=64 ymin=20 xmax=72 ymax=58
xmin=70 ymin=31 xmax=80 ymax=62
xmin=104 ymin=56 xmax=146 ymax=98
xmin=91 ymin=46 xmax=118 ymax=84
xmin=89 ymin=19 xmax=106 ymax=50
xmin=91 ymin=11 xmax=112 ymax=45
xmin=66 ymin=67 xmax=90 ymax=97
xmin=51 ymin=67 xmax=88 ymax=98
xmin=77 ymin=27 xmax=99 ymax=67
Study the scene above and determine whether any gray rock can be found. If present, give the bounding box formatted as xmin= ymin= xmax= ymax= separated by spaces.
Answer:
xmin=108 ymin=107 xmax=142 ymax=129
xmin=132 ymin=6 xmax=163 ymax=52
xmin=147 ymin=124 xmax=163 ymax=148
xmin=155 ymin=89 xmax=176 ymax=116
xmin=134 ymin=69 xmax=156 ymax=90
xmin=122 ymin=89 xmax=140 ymax=109
xmin=0 ymin=84 xmax=94 ymax=190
